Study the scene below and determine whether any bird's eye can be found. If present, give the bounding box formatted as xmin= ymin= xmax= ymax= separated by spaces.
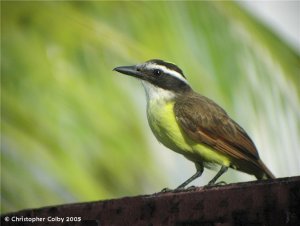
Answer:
xmin=153 ymin=69 xmax=162 ymax=76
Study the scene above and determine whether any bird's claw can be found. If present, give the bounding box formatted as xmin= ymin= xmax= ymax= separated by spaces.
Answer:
xmin=161 ymin=187 xmax=173 ymax=193
xmin=205 ymin=180 xmax=227 ymax=188
xmin=215 ymin=181 xmax=227 ymax=185
xmin=185 ymin=185 xmax=197 ymax=191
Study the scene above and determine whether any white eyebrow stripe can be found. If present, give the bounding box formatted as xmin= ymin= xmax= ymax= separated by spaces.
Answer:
xmin=145 ymin=64 xmax=188 ymax=84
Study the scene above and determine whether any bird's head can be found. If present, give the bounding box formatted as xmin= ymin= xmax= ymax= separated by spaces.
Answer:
xmin=113 ymin=59 xmax=191 ymax=93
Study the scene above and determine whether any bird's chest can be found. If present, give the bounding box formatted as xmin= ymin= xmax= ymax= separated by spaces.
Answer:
xmin=146 ymin=100 xmax=191 ymax=153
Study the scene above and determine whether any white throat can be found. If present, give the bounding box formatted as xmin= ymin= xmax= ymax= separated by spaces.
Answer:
xmin=141 ymin=81 xmax=176 ymax=104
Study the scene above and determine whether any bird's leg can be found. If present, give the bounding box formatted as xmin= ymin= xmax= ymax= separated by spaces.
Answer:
xmin=175 ymin=165 xmax=204 ymax=190
xmin=208 ymin=166 xmax=228 ymax=186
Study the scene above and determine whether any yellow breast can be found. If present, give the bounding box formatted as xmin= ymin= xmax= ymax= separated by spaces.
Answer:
xmin=147 ymin=101 xmax=192 ymax=155
xmin=146 ymin=100 xmax=231 ymax=166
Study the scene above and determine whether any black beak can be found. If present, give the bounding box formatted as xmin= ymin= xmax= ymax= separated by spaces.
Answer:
xmin=113 ymin=65 xmax=144 ymax=79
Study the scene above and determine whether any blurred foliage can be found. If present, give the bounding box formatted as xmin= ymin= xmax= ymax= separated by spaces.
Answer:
xmin=1 ymin=1 xmax=299 ymax=213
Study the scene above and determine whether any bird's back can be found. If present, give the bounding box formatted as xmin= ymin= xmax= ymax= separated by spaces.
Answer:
xmin=174 ymin=91 xmax=275 ymax=179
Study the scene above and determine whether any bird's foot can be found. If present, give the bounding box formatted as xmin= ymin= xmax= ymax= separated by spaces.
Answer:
xmin=184 ymin=185 xmax=197 ymax=191
xmin=173 ymin=186 xmax=186 ymax=192
xmin=215 ymin=181 xmax=227 ymax=186
xmin=205 ymin=181 xmax=227 ymax=188
xmin=161 ymin=187 xmax=173 ymax=193
xmin=173 ymin=185 xmax=197 ymax=193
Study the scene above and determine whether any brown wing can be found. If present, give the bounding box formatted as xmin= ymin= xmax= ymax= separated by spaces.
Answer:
xmin=174 ymin=93 xmax=260 ymax=165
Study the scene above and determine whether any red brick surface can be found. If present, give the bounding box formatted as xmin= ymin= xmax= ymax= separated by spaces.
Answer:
xmin=2 ymin=176 xmax=300 ymax=226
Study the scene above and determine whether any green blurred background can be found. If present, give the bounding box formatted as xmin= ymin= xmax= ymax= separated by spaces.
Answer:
xmin=1 ymin=1 xmax=299 ymax=214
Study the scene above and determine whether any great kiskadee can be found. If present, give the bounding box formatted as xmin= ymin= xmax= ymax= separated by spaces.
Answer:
xmin=114 ymin=59 xmax=275 ymax=188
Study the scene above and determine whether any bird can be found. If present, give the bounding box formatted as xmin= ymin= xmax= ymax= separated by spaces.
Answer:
xmin=113 ymin=59 xmax=275 ymax=189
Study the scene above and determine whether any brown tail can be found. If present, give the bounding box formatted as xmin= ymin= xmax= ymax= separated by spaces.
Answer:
xmin=255 ymin=159 xmax=275 ymax=179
